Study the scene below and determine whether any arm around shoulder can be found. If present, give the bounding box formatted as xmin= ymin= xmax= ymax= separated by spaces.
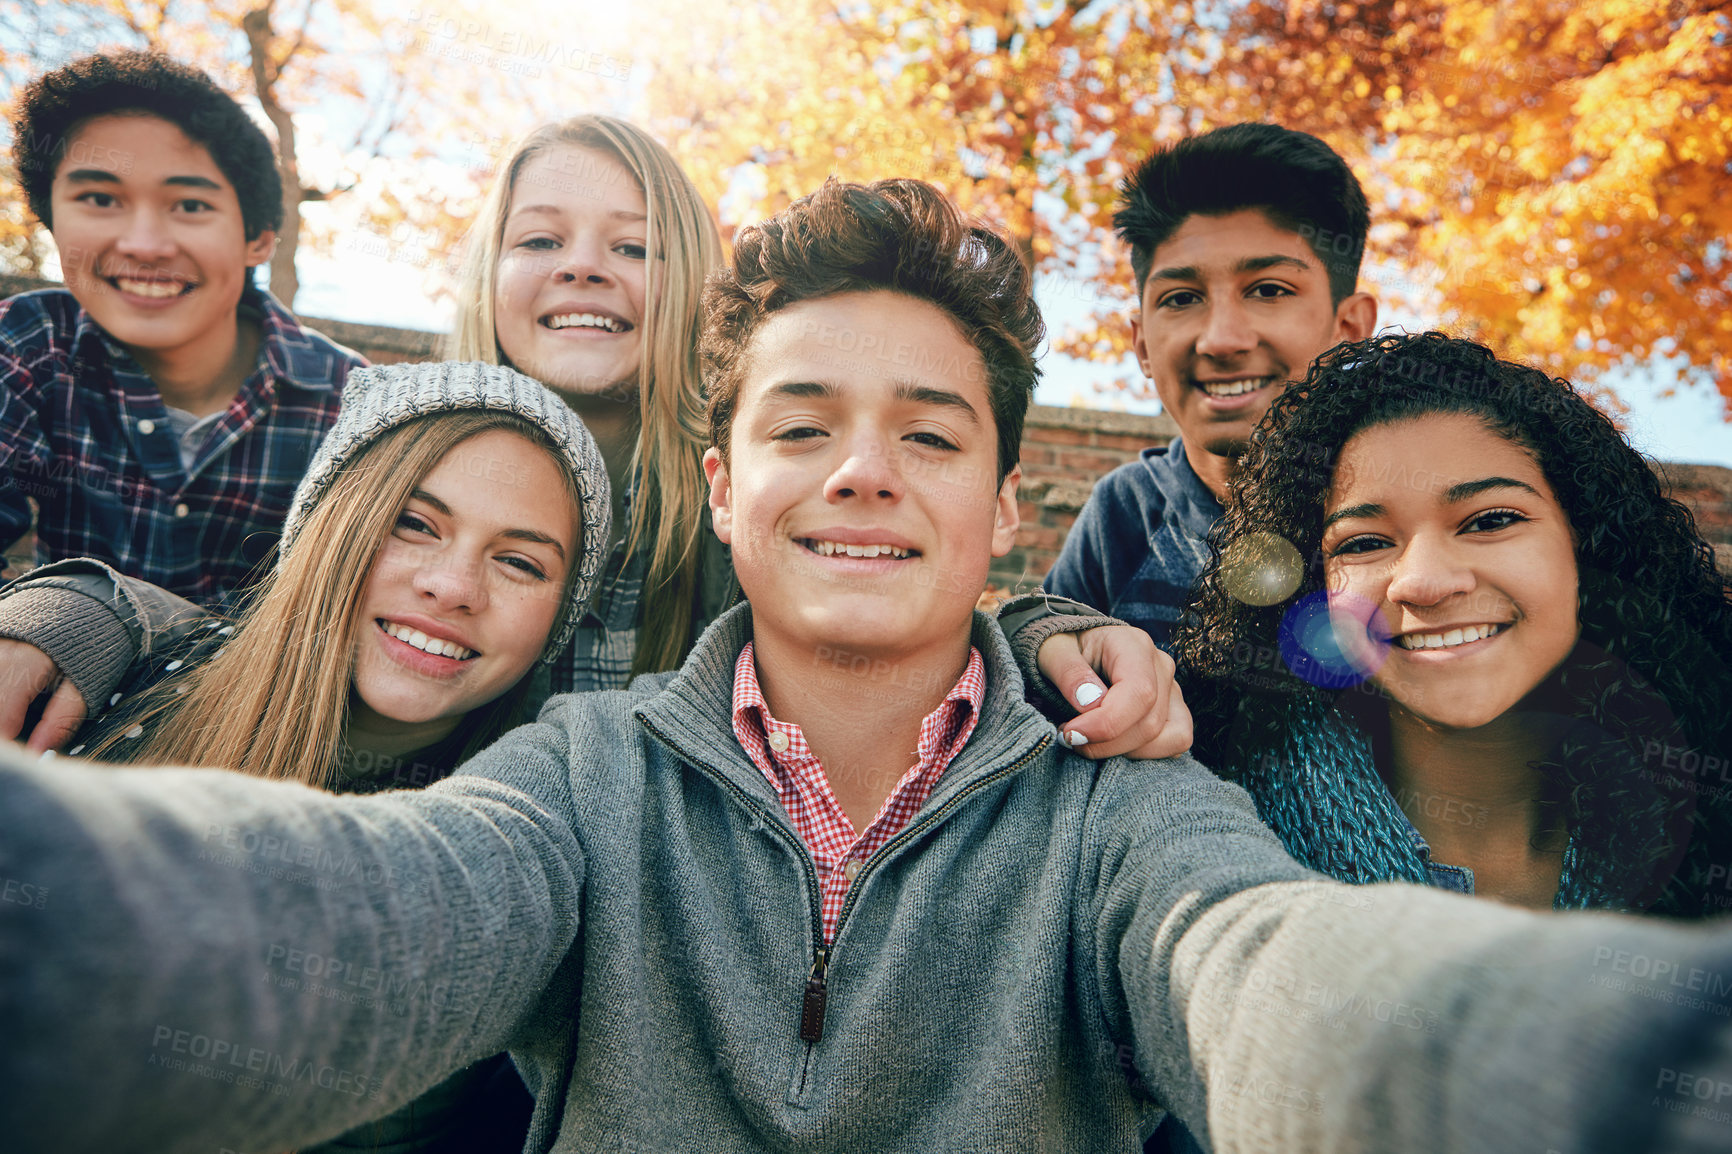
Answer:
xmin=0 ymin=558 xmax=204 ymax=714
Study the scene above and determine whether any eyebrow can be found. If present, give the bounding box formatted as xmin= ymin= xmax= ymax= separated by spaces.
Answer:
xmin=1443 ymin=476 xmax=1541 ymax=503
xmin=895 ymin=380 xmax=980 ymax=423
xmin=509 ymin=204 xmax=647 ymax=222
xmin=762 ymin=379 xmax=980 ymax=424
xmin=1322 ymin=477 xmax=1543 ymax=529
xmin=61 ymin=169 xmax=222 ymax=191
xmin=1146 ymin=253 xmax=1312 ymax=284
xmin=1322 ymin=502 xmax=1384 ymax=530
xmin=408 ymin=488 xmax=566 ymax=560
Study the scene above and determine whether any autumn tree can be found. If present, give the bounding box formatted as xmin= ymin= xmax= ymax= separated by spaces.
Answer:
xmin=0 ymin=0 xmax=569 ymax=307
xmin=1057 ymin=0 xmax=1732 ymax=412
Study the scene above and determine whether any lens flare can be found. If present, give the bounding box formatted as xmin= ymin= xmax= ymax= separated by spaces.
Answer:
xmin=1278 ymin=591 xmax=1389 ymax=689
xmin=1220 ymin=531 xmax=1304 ymax=606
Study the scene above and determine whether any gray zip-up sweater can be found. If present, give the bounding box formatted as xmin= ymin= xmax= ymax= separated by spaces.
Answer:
xmin=1 ymin=605 xmax=1728 ymax=1152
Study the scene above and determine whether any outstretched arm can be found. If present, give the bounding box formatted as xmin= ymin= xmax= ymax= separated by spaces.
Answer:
xmin=1088 ymin=757 xmax=1732 ymax=1152
xmin=0 ymin=726 xmax=585 ymax=1152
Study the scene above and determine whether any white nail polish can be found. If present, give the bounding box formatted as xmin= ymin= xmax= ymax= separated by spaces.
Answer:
xmin=1065 ymin=730 xmax=1088 ymax=747
xmin=38 ymin=748 xmax=56 ymax=761
xmin=1075 ymin=683 xmax=1104 ymax=706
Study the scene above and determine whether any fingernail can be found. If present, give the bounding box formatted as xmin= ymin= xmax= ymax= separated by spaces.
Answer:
xmin=1065 ymin=730 xmax=1088 ymax=747
xmin=1075 ymin=683 xmax=1104 ymax=707
xmin=38 ymin=748 xmax=56 ymax=760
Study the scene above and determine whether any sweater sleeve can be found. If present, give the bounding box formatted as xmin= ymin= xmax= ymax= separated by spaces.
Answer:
xmin=0 ymin=557 xmax=207 ymax=710
xmin=1086 ymin=753 xmax=1732 ymax=1153
xmin=0 ymin=722 xmax=586 ymax=1153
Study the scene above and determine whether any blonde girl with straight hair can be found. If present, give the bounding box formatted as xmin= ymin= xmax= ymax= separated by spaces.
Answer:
xmin=444 ymin=115 xmax=731 ymax=686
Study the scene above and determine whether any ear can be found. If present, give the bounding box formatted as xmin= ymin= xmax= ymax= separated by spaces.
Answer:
xmin=1129 ymin=307 xmax=1153 ymax=379
xmin=243 ymin=229 xmax=278 ymax=269
xmin=703 ymin=447 xmax=733 ymax=545
xmin=990 ymin=464 xmax=1021 ymax=557
xmin=1333 ymin=290 xmax=1377 ymax=343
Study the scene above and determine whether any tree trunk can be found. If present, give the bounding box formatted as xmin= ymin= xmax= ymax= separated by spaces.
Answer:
xmin=242 ymin=4 xmax=301 ymax=309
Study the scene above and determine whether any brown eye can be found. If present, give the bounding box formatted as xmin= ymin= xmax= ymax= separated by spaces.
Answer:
xmin=1464 ymin=509 xmax=1527 ymax=534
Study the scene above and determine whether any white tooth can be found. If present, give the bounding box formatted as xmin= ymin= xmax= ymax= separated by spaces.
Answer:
xmin=864 ymin=544 xmax=881 ymax=558
xmin=846 ymin=544 xmax=866 ymax=557
xmin=408 ymin=629 xmax=429 ymax=650
xmin=1443 ymin=628 xmax=1463 ymax=647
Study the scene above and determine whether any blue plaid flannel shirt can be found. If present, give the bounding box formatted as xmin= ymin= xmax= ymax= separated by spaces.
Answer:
xmin=0 ymin=285 xmax=364 ymax=608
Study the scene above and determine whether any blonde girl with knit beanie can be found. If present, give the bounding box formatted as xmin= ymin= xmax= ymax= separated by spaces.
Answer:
xmin=36 ymin=360 xmax=609 ymax=1153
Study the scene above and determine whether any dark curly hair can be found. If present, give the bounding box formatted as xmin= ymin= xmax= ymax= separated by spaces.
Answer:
xmin=1175 ymin=332 xmax=1732 ymax=914
xmin=1115 ymin=123 xmax=1369 ymax=304
xmin=11 ymin=51 xmax=283 ymax=240
xmin=702 ymin=178 xmax=1043 ymax=481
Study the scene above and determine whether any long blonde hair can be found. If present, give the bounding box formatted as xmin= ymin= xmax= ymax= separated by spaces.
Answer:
xmin=444 ymin=115 xmax=723 ymax=676
xmin=101 ymin=413 xmax=584 ymax=789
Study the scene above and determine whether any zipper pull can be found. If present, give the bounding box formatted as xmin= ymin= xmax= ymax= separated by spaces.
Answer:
xmin=800 ymin=945 xmax=829 ymax=1043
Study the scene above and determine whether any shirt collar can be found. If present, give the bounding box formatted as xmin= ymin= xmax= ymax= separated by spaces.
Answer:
xmin=730 ymin=640 xmax=987 ymax=785
xmin=70 ymin=283 xmax=338 ymax=394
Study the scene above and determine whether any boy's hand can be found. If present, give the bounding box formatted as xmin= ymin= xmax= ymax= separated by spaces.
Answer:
xmin=0 ymin=640 xmax=85 ymax=753
xmin=1037 ymin=626 xmax=1192 ymax=760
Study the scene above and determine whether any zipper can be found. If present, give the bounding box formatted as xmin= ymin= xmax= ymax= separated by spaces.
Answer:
xmin=800 ymin=945 xmax=829 ymax=1042
xmin=636 ymin=713 xmax=828 ymax=968
xmin=639 ymin=713 xmax=1052 ymax=1049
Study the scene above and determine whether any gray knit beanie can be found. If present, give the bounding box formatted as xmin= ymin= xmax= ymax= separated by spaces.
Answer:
xmin=279 ymin=361 xmax=612 ymax=661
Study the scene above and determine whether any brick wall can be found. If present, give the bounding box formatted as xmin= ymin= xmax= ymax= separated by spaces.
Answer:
xmin=4 ymin=274 xmax=1729 ymax=586
xmin=989 ymin=406 xmax=1177 ymax=594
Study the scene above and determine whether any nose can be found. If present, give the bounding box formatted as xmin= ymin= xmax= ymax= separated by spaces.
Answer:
xmin=551 ymin=232 xmax=613 ymax=286
xmin=410 ymin=548 xmax=488 ymax=613
xmin=1194 ymin=296 xmax=1257 ymax=362
xmin=1383 ymin=531 xmax=1474 ymax=609
xmin=113 ymin=207 xmax=177 ymax=264
xmin=825 ymin=430 xmax=902 ymax=504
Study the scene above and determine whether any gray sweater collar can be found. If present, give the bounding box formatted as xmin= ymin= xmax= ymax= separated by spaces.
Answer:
xmin=634 ymin=602 xmax=1058 ymax=811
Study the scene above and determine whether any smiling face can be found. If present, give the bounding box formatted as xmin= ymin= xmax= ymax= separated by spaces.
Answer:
xmin=704 ymin=290 xmax=1020 ymax=667
xmin=47 ymin=113 xmax=274 ymax=360
xmin=492 ymin=145 xmax=649 ymax=400
xmin=350 ymin=429 xmax=581 ymax=741
xmin=1321 ymin=413 xmax=1581 ymax=731
xmin=1132 ymin=209 xmax=1373 ymax=482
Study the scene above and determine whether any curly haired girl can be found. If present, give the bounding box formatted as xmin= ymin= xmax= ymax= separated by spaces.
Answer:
xmin=1177 ymin=331 xmax=1732 ymax=914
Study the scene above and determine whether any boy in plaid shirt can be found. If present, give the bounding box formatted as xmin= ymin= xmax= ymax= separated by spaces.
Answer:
xmin=0 ymin=51 xmax=362 ymax=607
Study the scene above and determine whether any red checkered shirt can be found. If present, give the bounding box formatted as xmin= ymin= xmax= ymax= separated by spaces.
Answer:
xmin=731 ymin=641 xmax=986 ymax=944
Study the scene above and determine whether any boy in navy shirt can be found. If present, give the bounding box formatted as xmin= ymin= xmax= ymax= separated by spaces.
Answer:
xmin=1042 ymin=124 xmax=1377 ymax=651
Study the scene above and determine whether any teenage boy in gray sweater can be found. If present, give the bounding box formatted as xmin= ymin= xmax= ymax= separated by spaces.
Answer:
xmin=1 ymin=178 xmax=1730 ymax=1154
